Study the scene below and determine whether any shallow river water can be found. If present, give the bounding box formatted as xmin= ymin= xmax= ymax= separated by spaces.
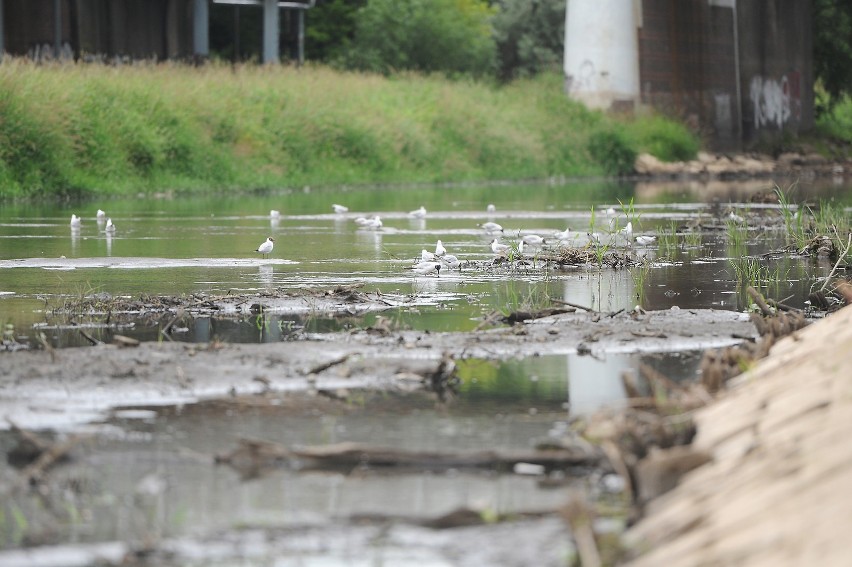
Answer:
xmin=0 ymin=177 xmax=850 ymax=565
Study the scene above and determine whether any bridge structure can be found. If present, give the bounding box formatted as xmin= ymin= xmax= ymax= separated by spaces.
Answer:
xmin=564 ymin=0 xmax=813 ymax=149
xmin=0 ymin=0 xmax=313 ymax=65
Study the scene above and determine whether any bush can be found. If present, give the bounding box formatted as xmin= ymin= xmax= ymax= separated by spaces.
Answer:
xmin=343 ymin=0 xmax=497 ymax=78
xmin=631 ymin=116 xmax=700 ymax=162
xmin=587 ymin=129 xmax=637 ymax=176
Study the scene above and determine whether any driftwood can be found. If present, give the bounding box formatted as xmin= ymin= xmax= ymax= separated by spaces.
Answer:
xmin=216 ymin=439 xmax=602 ymax=478
xmin=6 ymin=420 xmax=83 ymax=484
xmin=501 ymin=307 xmax=575 ymax=324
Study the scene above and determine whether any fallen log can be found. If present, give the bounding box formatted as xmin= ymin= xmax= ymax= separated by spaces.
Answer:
xmin=216 ymin=439 xmax=603 ymax=478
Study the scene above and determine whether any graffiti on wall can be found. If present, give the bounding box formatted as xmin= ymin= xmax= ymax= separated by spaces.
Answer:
xmin=750 ymin=72 xmax=801 ymax=129
xmin=566 ymin=59 xmax=597 ymax=93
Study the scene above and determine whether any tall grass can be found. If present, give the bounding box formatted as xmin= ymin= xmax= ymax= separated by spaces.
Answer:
xmin=0 ymin=60 xmax=698 ymax=199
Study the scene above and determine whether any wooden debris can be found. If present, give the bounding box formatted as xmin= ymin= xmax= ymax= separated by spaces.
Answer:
xmin=6 ymin=420 xmax=82 ymax=484
xmin=215 ymin=438 xmax=602 ymax=478
xmin=112 ymin=334 xmax=140 ymax=347
xmin=501 ymin=307 xmax=575 ymax=324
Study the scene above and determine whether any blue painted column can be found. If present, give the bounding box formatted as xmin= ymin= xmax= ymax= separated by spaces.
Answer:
xmin=262 ymin=0 xmax=279 ymax=64
xmin=193 ymin=0 xmax=209 ymax=58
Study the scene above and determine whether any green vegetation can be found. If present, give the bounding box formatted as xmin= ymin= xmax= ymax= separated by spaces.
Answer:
xmin=341 ymin=0 xmax=497 ymax=77
xmin=0 ymin=61 xmax=699 ymax=200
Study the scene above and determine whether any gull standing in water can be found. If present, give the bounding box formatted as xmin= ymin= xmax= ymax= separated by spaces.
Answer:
xmin=553 ymin=227 xmax=572 ymax=241
xmin=96 ymin=209 xmax=106 ymax=221
xmin=105 ymin=218 xmax=116 ymax=233
xmin=255 ymin=237 xmax=274 ymax=259
xmin=412 ymin=262 xmax=441 ymax=277
xmin=332 ymin=204 xmax=348 ymax=214
xmin=421 ymin=249 xmax=437 ymax=262
xmin=70 ymin=214 xmax=82 ymax=228
xmin=270 ymin=210 xmax=281 ymax=219
xmin=522 ymin=234 xmax=546 ymax=247
xmin=440 ymin=254 xmax=461 ymax=270
xmin=479 ymin=221 xmax=503 ymax=234
xmin=491 ymin=238 xmax=510 ymax=255
xmin=408 ymin=206 xmax=427 ymax=219
xmin=435 ymin=240 xmax=446 ymax=257
xmin=619 ymin=222 xmax=633 ymax=238
xmin=635 ymin=235 xmax=657 ymax=246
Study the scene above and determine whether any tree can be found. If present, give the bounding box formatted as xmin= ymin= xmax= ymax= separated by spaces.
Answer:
xmin=492 ymin=0 xmax=565 ymax=82
xmin=306 ymin=0 xmax=367 ymax=63
xmin=813 ymin=0 xmax=852 ymax=111
xmin=342 ymin=0 xmax=497 ymax=77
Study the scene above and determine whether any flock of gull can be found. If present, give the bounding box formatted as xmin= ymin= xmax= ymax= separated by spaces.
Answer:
xmin=69 ymin=209 xmax=116 ymax=233
xmin=272 ymin=203 xmax=657 ymax=277
xmin=65 ymin=203 xmax=658 ymax=273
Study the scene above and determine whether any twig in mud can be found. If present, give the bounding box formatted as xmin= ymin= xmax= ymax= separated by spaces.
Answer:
xmin=305 ymin=353 xmax=353 ymax=376
xmin=35 ymin=331 xmax=56 ymax=362
xmin=551 ymin=298 xmax=595 ymax=312
xmin=561 ymin=494 xmax=603 ymax=567
xmin=746 ymin=286 xmax=774 ymax=317
xmin=819 ymin=231 xmax=852 ymax=293
xmin=78 ymin=328 xmax=101 ymax=345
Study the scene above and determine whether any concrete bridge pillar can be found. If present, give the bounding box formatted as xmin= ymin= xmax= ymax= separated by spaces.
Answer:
xmin=193 ymin=0 xmax=209 ymax=58
xmin=564 ymin=0 xmax=640 ymax=110
xmin=262 ymin=0 xmax=279 ymax=64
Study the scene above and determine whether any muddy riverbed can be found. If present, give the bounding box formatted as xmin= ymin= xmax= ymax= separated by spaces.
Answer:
xmin=1 ymin=178 xmax=850 ymax=565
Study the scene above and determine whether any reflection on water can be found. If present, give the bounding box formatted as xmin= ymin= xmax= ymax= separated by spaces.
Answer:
xmin=0 ymin=349 xmax=697 ymax=550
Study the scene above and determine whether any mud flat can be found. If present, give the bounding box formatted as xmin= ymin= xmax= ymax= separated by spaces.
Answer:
xmin=623 ymin=303 xmax=852 ymax=566
xmin=0 ymin=307 xmax=755 ymax=430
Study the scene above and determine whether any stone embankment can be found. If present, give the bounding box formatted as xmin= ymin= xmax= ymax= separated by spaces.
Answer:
xmin=623 ymin=303 xmax=852 ymax=566
xmin=635 ymin=151 xmax=849 ymax=180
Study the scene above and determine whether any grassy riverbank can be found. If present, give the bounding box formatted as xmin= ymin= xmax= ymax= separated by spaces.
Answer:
xmin=0 ymin=60 xmax=699 ymax=200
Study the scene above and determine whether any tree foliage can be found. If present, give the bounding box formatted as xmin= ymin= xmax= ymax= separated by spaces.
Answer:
xmin=342 ymin=0 xmax=497 ymax=77
xmin=813 ymin=0 xmax=852 ymax=111
xmin=492 ymin=0 xmax=565 ymax=82
xmin=306 ymin=0 xmax=367 ymax=62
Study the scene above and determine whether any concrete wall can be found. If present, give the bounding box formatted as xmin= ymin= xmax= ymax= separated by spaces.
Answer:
xmin=736 ymin=0 xmax=813 ymax=145
xmin=569 ymin=0 xmax=813 ymax=151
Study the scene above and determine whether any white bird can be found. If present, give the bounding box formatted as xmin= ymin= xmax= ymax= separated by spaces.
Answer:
xmin=486 ymin=204 xmax=496 ymax=213
xmin=517 ymin=240 xmax=525 ymax=255
xmin=619 ymin=222 xmax=633 ymax=237
xmin=635 ymin=235 xmax=657 ymax=246
xmin=605 ymin=207 xmax=616 ymax=216
xmin=270 ymin=210 xmax=281 ymax=219
xmin=105 ymin=218 xmax=116 ymax=233
xmin=408 ymin=206 xmax=427 ymax=219
xmin=479 ymin=221 xmax=503 ymax=233
xmin=354 ymin=216 xmax=370 ymax=226
xmin=587 ymin=232 xmax=601 ymax=245
xmin=255 ymin=236 xmax=274 ymax=258
xmin=728 ymin=211 xmax=745 ymax=223
xmin=435 ymin=240 xmax=446 ymax=257
xmin=522 ymin=234 xmax=546 ymax=247
xmin=412 ymin=262 xmax=441 ymax=277
xmin=361 ymin=216 xmax=383 ymax=230
xmin=421 ymin=249 xmax=437 ymax=262
xmin=440 ymin=254 xmax=461 ymax=269
xmin=70 ymin=214 xmax=81 ymax=228
xmin=332 ymin=204 xmax=348 ymax=214
xmin=553 ymin=228 xmax=572 ymax=241
xmin=491 ymin=238 xmax=510 ymax=255
xmin=96 ymin=209 xmax=106 ymax=219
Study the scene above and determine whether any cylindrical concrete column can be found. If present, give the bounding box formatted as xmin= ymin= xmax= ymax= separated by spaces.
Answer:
xmin=564 ymin=0 xmax=640 ymax=109
xmin=262 ymin=0 xmax=279 ymax=64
